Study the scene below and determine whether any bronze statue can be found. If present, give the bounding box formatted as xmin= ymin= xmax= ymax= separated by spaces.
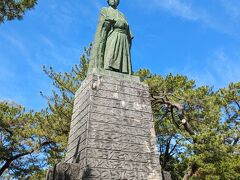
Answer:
xmin=88 ymin=0 xmax=133 ymax=74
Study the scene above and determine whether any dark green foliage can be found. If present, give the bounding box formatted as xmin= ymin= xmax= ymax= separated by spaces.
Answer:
xmin=39 ymin=60 xmax=239 ymax=179
xmin=38 ymin=60 xmax=240 ymax=179
xmin=136 ymin=69 xmax=240 ymax=179
xmin=0 ymin=0 xmax=37 ymax=23
xmin=0 ymin=47 xmax=90 ymax=179
xmin=40 ymin=47 xmax=90 ymax=166
xmin=1 ymin=46 xmax=239 ymax=179
xmin=0 ymin=102 xmax=49 ymax=178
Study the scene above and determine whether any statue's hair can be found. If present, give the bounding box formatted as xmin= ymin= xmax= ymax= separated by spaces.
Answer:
xmin=107 ymin=0 xmax=120 ymax=6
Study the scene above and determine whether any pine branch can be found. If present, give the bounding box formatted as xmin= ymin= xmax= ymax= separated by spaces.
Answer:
xmin=235 ymin=101 xmax=240 ymax=110
xmin=0 ymin=126 xmax=13 ymax=136
xmin=0 ymin=140 xmax=53 ymax=176
xmin=152 ymin=95 xmax=196 ymax=136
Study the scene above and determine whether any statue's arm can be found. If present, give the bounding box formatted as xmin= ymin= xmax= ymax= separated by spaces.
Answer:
xmin=129 ymin=28 xmax=134 ymax=40
xmin=98 ymin=8 xmax=114 ymax=67
xmin=128 ymin=26 xmax=134 ymax=48
xmin=90 ymin=7 xmax=114 ymax=69
xmin=100 ymin=8 xmax=115 ymax=32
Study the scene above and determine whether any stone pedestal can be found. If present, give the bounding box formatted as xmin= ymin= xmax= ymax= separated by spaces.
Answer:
xmin=47 ymin=70 xmax=162 ymax=180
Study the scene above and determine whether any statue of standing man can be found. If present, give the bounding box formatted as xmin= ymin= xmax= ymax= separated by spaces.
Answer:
xmin=88 ymin=0 xmax=133 ymax=75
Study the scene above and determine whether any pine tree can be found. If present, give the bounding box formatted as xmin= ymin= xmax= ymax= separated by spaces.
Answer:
xmin=0 ymin=0 xmax=37 ymax=24
xmin=0 ymin=101 xmax=52 ymax=178
xmin=137 ymin=69 xmax=240 ymax=179
xmin=40 ymin=47 xmax=90 ymax=166
xmin=42 ymin=53 xmax=240 ymax=179
xmin=2 ymin=46 xmax=239 ymax=179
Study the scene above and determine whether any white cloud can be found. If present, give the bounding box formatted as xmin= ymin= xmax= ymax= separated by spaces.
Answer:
xmin=181 ymin=50 xmax=240 ymax=88
xmin=140 ymin=0 xmax=240 ymax=36
xmin=209 ymin=50 xmax=240 ymax=85
xmin=40 ymin=35 xmax=55 ymax=49
xmin=220 ymin=0 xmax=240 ymax=19
xmin=0 ymin=31 xmax=42 ymax=73
xmin=152 ymin=0 xmax=199 ymax=21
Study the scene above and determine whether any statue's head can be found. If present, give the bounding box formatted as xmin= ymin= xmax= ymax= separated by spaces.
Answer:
xmin=107 ymin=0 xmax=120 ymax=8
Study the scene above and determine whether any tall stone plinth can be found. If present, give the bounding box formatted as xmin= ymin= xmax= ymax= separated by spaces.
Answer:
xmin=47 ymin=70 xmax=162 ymax=180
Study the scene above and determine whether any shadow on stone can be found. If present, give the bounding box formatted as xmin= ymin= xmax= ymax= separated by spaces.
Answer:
xmin=46 ymin=163 xmax=81 ymax=180
xmin=162 ymin=171 xmax=172 ymax=180
xmin=72 ymin=137 xmax=81 ymax=163
xmin=82 ymin=165 xmax=92 ymax=179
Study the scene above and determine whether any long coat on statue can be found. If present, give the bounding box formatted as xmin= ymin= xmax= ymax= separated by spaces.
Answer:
xmin=89 ymin=7 xmax=133 ymax=74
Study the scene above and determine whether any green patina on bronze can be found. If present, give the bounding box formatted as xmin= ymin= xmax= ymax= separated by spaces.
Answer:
xmin=88 ymin=0 xmax=133 ymax=75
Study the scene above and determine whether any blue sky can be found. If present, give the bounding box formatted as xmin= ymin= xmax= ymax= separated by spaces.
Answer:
xmin=0 ymin=0 xmax=240 ymax=110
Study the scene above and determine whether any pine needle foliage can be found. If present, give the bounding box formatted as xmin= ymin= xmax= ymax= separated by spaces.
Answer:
xmin=0 ymin=0 xmax=37 ymax=24
xmin=0 ymin=101 xmax=52 ymax=178
xmin=1 ymin=47 xmax=239 ymax=179
xmin=40 ymin=47 xmax=90 ymax=166
xmin=136 ymin=69 xmax=240 ymax=179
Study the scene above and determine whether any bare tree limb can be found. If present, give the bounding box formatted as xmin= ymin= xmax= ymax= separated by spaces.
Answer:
xmin=235 ymin=101 xmax=240 ymax=110
xmin=169 ymin=140 xmax=180 ymax=156
xmin=0 ymin=126 xmax=13 ymax=136
xmin=233 ymin=137 xmax=239 ymax=146
xmin=181 ymin=119 xmax=195 ymax=136
xmin=152 ymin=95 xmax=196 ymax=136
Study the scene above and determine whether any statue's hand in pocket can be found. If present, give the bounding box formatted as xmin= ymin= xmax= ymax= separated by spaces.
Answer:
xmin=105 ymin=16 xmax=116 ymax=24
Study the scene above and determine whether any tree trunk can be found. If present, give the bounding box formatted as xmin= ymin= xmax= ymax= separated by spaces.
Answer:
xmin=163 ymin=137 xmax=171 ymax=169
xmin=183 ymin=162 xmax=198 ymax=180
xmin=0 ymin=160 xmax=12 ymax=176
